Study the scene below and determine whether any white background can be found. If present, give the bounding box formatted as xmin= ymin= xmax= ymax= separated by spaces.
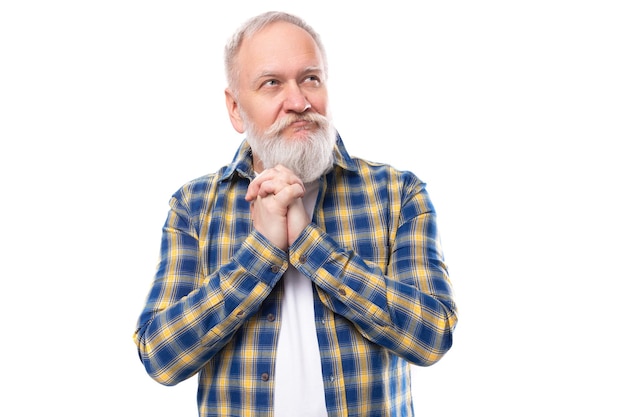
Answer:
xmin=1 ymin=1 xmax=624 ymax=415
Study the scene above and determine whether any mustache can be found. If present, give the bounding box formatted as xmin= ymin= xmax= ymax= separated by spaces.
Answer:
xmin=265 ymin=112 xmax=328 ymax=137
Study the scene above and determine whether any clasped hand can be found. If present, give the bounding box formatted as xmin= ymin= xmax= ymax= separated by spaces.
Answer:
xmin=245 ymin=165 xmax=309 ymax=251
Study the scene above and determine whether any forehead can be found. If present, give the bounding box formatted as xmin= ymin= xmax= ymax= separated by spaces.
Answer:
xmin=237 ymin=21 xmax=323 ymax=76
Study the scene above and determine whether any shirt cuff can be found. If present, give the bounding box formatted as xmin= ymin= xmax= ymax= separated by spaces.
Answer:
xmin=288 ymin=223 xmax=337 ymax=275
xmin=235 ymin=229 xmax=289 ymax=286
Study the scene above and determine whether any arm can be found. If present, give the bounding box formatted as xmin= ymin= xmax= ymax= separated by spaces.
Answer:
xmin=288 ymin=177 xmax=457 ymax=366
xmin=133 ymin=188 xmax=287 ymax=386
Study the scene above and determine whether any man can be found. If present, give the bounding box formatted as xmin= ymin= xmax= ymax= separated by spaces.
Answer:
xmin=134 ymin=11 xmax=457 ymax=417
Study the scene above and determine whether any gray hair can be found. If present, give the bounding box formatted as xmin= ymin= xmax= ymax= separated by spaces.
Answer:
xmin=224 ymin=11 xmax=328 ymax=96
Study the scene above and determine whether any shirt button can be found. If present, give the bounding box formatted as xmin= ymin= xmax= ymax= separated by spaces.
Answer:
xmin=339 ymin=288 xmax=346 ymax=296
xmin=266 ymin=313 xmax=275 ymax=322
xmin=271 ymin=265 xmax=280 ymax=273
xmin=261 ymin=373 xmax=269 ymax=381
xmin=299 ymin=255 xmax=307 ymax=263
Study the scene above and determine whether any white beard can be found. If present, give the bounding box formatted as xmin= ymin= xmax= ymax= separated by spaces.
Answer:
xmin=243 ymin=111 xmax=336 ymax=183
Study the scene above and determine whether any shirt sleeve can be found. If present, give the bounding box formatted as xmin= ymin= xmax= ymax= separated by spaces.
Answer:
xmin=288 ymin=176 xmax=458 ymax=367
xmin=133 ymin=189 xmax=287 ymax=386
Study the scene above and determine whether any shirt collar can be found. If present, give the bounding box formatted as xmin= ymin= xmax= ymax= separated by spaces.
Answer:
xmin=218 ymin=132 xmax=358 ymax=183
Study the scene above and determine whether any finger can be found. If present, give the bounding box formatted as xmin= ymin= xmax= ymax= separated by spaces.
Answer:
xmin=246 ymin=167 xmax=305 ymax=201
xmin=246 ymin=169 xmax=278 ymax=201
xmin=272 ymin=182 xmax=306 ymax=205
xmin=245 ymin=172 xmax=262 ymax=201
xmin=257 ymin=178 xmax=303 ymax=198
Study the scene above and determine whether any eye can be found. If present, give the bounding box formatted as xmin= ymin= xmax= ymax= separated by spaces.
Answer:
xmin=261 ymin=79 xmax=280 ymax=88
xmin=303 ymin=75 xmax=321 ymax=86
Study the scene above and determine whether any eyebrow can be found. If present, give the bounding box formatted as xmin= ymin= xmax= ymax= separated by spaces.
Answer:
xmin=250 ymin=66 xmax=324 ymax=87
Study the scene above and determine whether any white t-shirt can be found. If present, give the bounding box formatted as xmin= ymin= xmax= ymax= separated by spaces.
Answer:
xmin=273 ymin=181 xmax=328 ymax=417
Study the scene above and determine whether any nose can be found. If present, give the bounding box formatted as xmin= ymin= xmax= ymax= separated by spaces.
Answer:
xmin=283 ymin=82 xmax=311 ymax=113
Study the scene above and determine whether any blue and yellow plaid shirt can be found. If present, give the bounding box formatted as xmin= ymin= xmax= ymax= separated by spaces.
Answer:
xmin=134 ymin=135 xmax=457 ymax=417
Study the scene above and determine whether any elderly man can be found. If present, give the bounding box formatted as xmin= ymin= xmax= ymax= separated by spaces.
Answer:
xmin=134 ymin=11 xmax=457 ymax=417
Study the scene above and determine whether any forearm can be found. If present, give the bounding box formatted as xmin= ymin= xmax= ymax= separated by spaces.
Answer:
xmin=134 ymin=230 xmax=287 ymax=385
xmin=289 ymin=223 xmax=457 ymax=366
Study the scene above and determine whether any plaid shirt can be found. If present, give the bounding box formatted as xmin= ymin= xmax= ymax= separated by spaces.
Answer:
xmin=134 ymin=135 xmax=457 ymax=417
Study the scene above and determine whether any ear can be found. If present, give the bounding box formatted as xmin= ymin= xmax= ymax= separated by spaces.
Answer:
xmin=225 ymin=88 xmax=245 ymax=134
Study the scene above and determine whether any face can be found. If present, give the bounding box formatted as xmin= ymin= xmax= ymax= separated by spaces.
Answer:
xmin=225 ymin=21 xmax=335 ymax=180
